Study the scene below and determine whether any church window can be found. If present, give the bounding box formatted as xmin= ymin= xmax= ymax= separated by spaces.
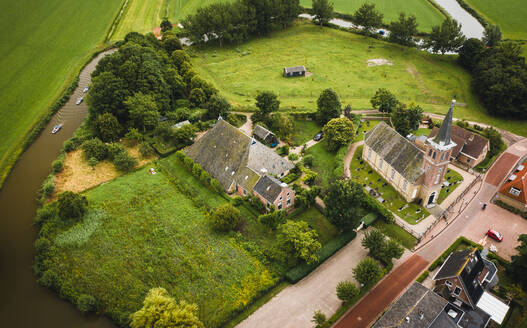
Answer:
xmin=435 ymin=174 xmax=441 ymax=184
xmin=402 ymin=180 xmax=407 ymax=191
xmin=428 ymin=149 xmax=433 ymax=157
xmin=379 ymin=159 xmax=383 ymax=169
xmin=368 ymin=148 xmax=372 ymax=159
xmin=440 ymin=153 xmax=445 ymax=161
xmin=432 ymin=151 xmax=436 ymax=159
xmin=391 ymin=169 xmax=395 ymax=179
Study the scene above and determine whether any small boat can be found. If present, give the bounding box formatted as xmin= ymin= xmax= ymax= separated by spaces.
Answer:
xmin=83 ymin=86 xmax=89 ymax=93
xmin=76 ymin=96 xmax=83 ymax=105
xmin=51 ymin=124 xmax=63 ymax=134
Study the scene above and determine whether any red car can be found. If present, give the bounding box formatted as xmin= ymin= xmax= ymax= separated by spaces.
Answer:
xmin=486 ymin=229 xmax=503 ymax=242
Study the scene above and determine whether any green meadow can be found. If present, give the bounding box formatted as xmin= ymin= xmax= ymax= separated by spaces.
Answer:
xmin=300 ymin=0 xmax=445 ymax=32
xmin=0 ymin=0 xmax=122 ymax=186
xmin=464 ymin=0 xmax=527 ymax=40
xmin=191 ymin=21 xmax=527 ymax=136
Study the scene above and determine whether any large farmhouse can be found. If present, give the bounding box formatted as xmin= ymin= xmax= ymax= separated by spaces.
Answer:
xmin=364 ymin=102 xmax=457 ymax=206
xmin=185 ymin=118 xmax=295 ymax=210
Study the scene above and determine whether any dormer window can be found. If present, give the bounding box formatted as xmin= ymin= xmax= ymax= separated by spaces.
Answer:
xmin=453 ymin=287 xmax=462 ymax=296
xmin=446 ymin=280 xmax=453 ymax=288
xmin=510 ymin=187 xmax=521 ymax=196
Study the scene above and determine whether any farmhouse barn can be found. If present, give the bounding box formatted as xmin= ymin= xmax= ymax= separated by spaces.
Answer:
xmin=283 ymin=66 xmax=306 ymax=77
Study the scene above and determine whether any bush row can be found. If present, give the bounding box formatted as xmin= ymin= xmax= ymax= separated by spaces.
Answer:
xmin=494 ymin=200 xmax=527 ymax=219
xmin=416 ymin=270 xmax=429 ymax=283
xmin=363 ymin=194 xmax=394 ymax=223
xmin=285 ymin=231 xmax=357 ymax=283
xmin=175 ymin=151 xmax=223 ymax=193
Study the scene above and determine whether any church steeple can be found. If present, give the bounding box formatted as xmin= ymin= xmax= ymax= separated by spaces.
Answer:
xmin=434 ymin=99 xmax=455 ymax=147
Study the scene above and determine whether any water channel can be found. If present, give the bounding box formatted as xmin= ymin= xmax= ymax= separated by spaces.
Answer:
xmin=0 ymin=50 xmax=117 ymax=328
xmin=434 ymin=0 xmax=484 ymax=39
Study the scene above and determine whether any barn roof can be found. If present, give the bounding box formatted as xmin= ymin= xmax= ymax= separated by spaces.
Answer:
xmin=429 ymin=125 xmax=489 ymax=159
xmin=364 ymin=122 xmax=424 ymax=183
xmin=284 ymin=66 xmax=306 ymax=73
xmin=253 ymin=124 xmax=273 ymax=141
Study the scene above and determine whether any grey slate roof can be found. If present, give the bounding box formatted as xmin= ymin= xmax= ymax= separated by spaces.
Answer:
xmin=373 ymin=282 xmax=451 ymax=328
xmin=184 ymin=119 xmax=293 ymax=191
xmin=364 ymin=122 xmax=425 ymax=183
xmin=253 ymin=125 xmax=272 ymax=141
xmin=173 ymin=120 xmax=191 ymax=129
xmin=434 ymin=249 xmax=472 ymax=280
xmin=284 ymin=65 xmax=306 ymax=73
xmin=434 ymin=101 xmax=454 ymax=146
xmin=253 ymin=175 xmax=285 ymax=203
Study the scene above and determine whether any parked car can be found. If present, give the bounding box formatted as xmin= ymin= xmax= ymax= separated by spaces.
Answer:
xmin=313 ymin=132 xmax=323 ymax=141
xmin=486 ymin=229 xmax=503 ymax=242
xmin=76 ymin=97 xmax=83 ymax=105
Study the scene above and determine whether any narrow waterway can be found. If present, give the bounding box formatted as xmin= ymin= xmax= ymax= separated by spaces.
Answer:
xmin=0 ymin=50 xmax=117 ymax=328
xmin=434 ymin=0 xmax=484 ymax=39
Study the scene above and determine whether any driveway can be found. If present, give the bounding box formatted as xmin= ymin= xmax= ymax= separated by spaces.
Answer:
xmin=237 ymin=230 xmax=369 ymax=328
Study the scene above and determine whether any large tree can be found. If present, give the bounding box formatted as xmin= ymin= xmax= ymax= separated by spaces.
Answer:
xmin=324 ymin=180 xmax=365 ymax=230
xmin=511 ymin=234 xmax=527 ymax=288
xmin=388 ymin=13 xmax=418 ymax=46
xmin=125 ymin=93 xmax=160 ymax=132
xmin=130 ymin=287 xmax=203 ymax=328
xmin=458 ymin=38 xmax=485 ymax=71
xmin=205 ymin=94 xmax=231 ymax=119
xmin=277 ymin=220 xmax=321 ymax=265
xmin=426 ymin=18 xmax=466 ymax=54
xmin=370 ymin=88 xmax=398 ymax=113
xmin=322 ymin=117 xmax=355 ymax=151
xmin=353 ymin=3 xmax=383 ymax=34
xmin=390 ymin=103 xmax=422 ymax=137
xmin=316 ymin=88 xmax=341 ymax=125
xmin=57 ymin=191 xmax=88 ymax=220
xmin=93 ymin=113 xmax=121 ymax=142
xmin=483 ymin=24 xmax=502 ymax=47
xmin=208 ymin=204 xmax=243 ymax=232
xmin=253 ymin=91 xmax=280 ymax=123
xmin=353 ymin=257 xmax=382 ymax=287
xmin=312 ymin=0 xmax=334 ymax=26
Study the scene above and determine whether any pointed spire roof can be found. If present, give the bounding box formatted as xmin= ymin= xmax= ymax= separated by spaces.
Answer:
xmin=434 ymin=100 xmax=455 ymax=146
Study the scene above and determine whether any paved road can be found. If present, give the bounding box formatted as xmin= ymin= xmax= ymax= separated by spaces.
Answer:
xmin=333 ymin=254 xmax=429 ymax=328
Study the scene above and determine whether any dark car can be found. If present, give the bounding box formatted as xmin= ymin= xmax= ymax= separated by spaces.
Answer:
xmin=313 ymin=132 xmax=323 ymax=141
xmin=486 ymin=229 xmax=503 ymax=242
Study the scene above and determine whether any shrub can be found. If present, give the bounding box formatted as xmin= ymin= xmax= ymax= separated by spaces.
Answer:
xmin=245 ymin=195 xmax=267 ymax=213
xmin=57 ymin=191 xmax=88 ymax=220
xmin=258 ymin=211 xmax=287 ymax=230
xmin=39 ymin=270 xmax=60 ymax=290
xmin=302 ymin=170 xmax=318 ymax=186
xmin=88 ymin=157 xmax=98 ymax=168
xmin=81 ymin=138 xmax=108 ymax=161
xmin=107 ymin=143 xmax=127 ymax=161
xmin=336 ymin=281 xmax=359 ymax=303
xmin=288 ymin=153 xmax=299 ymax=161
xmin=175 ymin=150 xmax=186 ymax=162
xmin=303 ymin=154 xmax=314 ymax=167
xmin=183 ymin=156 xmax=194 ymax=169
xmin=34 ymin=237 xmax=52 ymax=254
xmin=192 ymin=163 xmax=203 ymax=177
xmin=113 ymin=151 xmax=137 ymax=172
xmin=416 ymin=270 xmax=429 ymax=283
xmin=35 ymin=204 xmax=58 ymax=226
xmin=312 ymin=310 xmax=327 ymax=328
xmin=277 ymin=145 xmax=290 ymax=156
xmin=52 ymin=157 xmax=64 ymax=174
xmin=281 ymin=173 xmax=299 ymax=184
xmin=208 ymin=204 xmax=243 ymax=232
xmin=231 ymin=196 xmax=243 ymax=206
xmin=63 ymin=139 xmax=76 ymax=152
xmin=59 ymin=280 xmax=78 ymax=303
xmin=353 ymin=257 xmax=382 ymax=287
xmin=77 ymin=294 xmax=97 ymax=314
xmin=139 ymin=142 xmax=155 ymax=158
xmin=210 ymin=178 xmax=222 ymax=192
xmin=41 ymin=177 xmax=55 ymax=198
xmin=199 ymin=170 xmax=211 ymax=184
xmin=125 ymin=128 xmax=143 ymax=145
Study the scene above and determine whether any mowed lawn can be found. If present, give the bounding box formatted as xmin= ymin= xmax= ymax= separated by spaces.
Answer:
xmin=111 ymin=0 xmax=229 ymax=41
xmin=192 ymin=22 xmax=527 ymax=136
xmin=0 ymin=0 xmax=122 ymax=184
xmin=51 ymin=164 xmax=276 ymax=327
xmin=300 ymin=0 xmax=445 ymax=32
xmin=464 ymin=0 xmax=527 ymax=40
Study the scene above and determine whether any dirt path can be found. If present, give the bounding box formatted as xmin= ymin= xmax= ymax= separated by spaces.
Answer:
xmin=343 ymin=141 xmax=364 ymax=179
xmin=233 ymin=111 xmax=253 ymax=135
xmin=333 ymin=254 xmax=429 ymax=328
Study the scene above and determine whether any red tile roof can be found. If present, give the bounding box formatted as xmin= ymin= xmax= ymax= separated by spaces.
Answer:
xmin=499 ymin=162 xmax=527 ymax=204
xmin=429 ymin=125 xmax=489 ymax=159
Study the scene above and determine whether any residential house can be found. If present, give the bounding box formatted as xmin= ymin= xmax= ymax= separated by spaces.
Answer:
xmin=363 ymin=101 xmax=457 ymax=206
xmin=184 ymin=118 xmax=295 ymax=210
xmin=496 ymin=162 xmax=527 ymax=213
xmin=283 ymin=65 xmax=306 ymax=77
xmin=428 ymin=125 xmax=489 ymax=169
xmin=253 ymin=124 xmax=278 ymax=147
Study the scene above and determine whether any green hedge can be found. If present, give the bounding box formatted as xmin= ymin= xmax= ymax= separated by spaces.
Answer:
xmin=285 ymin=231 xmax=357 ymax=283
xmin=428 ymin=236 xmax=482 ymax=271
xmin=416 ymin=270 xmax=429 ymax=283
xmin=495 ymin=200 xmax=527 ymax=219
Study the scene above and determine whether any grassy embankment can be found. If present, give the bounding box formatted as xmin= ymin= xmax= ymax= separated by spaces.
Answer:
xmin=0 ymin=0 xmax=123 ymax=188
xmin=300 ymin=0 xmax=445 ymax=32
xmin=191 ymin=21 xmax=527 ymax=137
xmin=44 ymin=154 xmax=341 ymax=327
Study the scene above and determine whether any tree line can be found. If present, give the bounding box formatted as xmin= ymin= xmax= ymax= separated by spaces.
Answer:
xmin=182 ymin=0 xmax=301 ymax=46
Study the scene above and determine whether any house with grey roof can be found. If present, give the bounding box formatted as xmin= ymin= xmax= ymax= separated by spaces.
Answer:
xmin=283 ymin=66 xmax=306 ymax=77
xmin=184 ymin=118 xmax=295 ymax=210
xmin=253 ymin=175 xmax=294 ymax=210
xmin=253 ymin=125 xmax=277 ymax=146
xmin=363 ymin=101 xmax=457 ymax=206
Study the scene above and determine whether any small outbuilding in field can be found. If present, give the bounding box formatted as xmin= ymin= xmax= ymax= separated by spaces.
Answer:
xmin=283 ymin=65 xmax=306 ymax=77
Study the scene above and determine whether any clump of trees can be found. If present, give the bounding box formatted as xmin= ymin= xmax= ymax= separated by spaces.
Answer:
xmin=361 ymin=229 xmax=404 ymax=265
xmin=353 ymin=3 xmax=383 ymax=34
xmin=322 ymin=117 xmax=355 ymax=151
xmin=371 ymin=88 xmax=398 ymax=113
xmin=458 ymin=37 xmax=527 ymax=118
xmin=252 ymin=91 xmax=293 ymax=140
xmin=324 ymin=180 xmax=365 ymax=231
xmin=81 ymin=138 xmax=138 ymax=172
xmin=353 ymin=257 xmax=383 ymax=287
xmin=208 ymin=204 xmax=244 ymax=231
xmin=425 ymin=18 xmax=465 ymax=54
xmin=277 ymin=220 xmax=321 ymax=265
xmin=182 ymin=0 xmax=300 ymax=46
xmin=258 ymin=210 xmax=287 ymax=230
xmin=130 ymin=287 xmax=203 ymax=328
xmin=390 ymin=103 xmax=423 ymax=137
xmin=316 ymin=88 xmax=342 ymax=125
xmin=312 ymin=0 xmax=334 ymax=26
xmin=57 ymin=191 xmax=88 ymax=221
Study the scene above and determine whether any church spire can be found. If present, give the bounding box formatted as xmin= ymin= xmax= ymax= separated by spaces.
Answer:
xmin=434 ymin=99 xmax=455 ymax=146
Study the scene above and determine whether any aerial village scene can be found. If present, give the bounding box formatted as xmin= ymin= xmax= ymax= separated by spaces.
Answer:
xmin=2 ymin=0 xmax=527 ymax=328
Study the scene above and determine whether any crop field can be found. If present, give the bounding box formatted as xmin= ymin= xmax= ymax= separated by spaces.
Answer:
xmin=111 ymin=0 xmax=228 ymax=41
xmin=0 ymin=0 xmax=122 ymax=186
xmin=300 ymin=0 xmax=445 ymax=32
xmin=49 ymin=164 xmax=276 ymax=327
xmin=464 ymin=0 xmax=527 ymax=40
xmin=191 ymin=21 xmax=527 ymax=137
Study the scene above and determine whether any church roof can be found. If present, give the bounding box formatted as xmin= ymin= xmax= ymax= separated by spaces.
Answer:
xmin=365 ymin=122 xmax=424 ymax=183
xmin=434 ymin=100 xmax=455 ymax=146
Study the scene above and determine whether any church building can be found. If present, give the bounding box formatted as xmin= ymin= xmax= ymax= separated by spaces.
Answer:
xmin=363 ymin=101 xmax=457 ymax=206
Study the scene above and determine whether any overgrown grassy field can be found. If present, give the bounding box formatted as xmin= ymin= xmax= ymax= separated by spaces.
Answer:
xmin=305 ymin=140 xmax=338 ymax=187
xmin=290 ymin=118 xmax=321 ymax=146
xmin=191 ymin=22 xmax=527 ymax=136
xmin=111 ymin=0 xmax=228 ymax=41
xmin=0 ymin=0 xmax=122 ymax=186
xmin=300 ymin=0 xmax=445 ymax=32
xmin=464 ymin=0 xmax=527 ymax=40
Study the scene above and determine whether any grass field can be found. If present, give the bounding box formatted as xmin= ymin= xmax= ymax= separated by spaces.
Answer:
xmin=111 ymin=0 xmax=228 ymax=41
xmin=191 ymin=21 xmax=527 ymax=137
xmin=0 ymin=0 xmax=122 ymax=186
xmin=464 ymin=0 xmax=527 ymax=40
xmin=300 ymin=0 xmax=445 ymax=32
xmin=305 ymin=140 xmax=338 ymax=187
xmin=372 ymin=220 xmax=417 ymax=249
xmin=437 ymin=168 xmax=463 ymax=204
xmin=349 ymin=146 xmax=429 ymax=224
xmin=290 ymin=118 xmax=321 ymax=146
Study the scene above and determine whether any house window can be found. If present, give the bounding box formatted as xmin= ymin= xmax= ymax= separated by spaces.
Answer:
xmin=429 ymin=149 xmax=433 ymax=157
xmin=287 ymin=192 xmax=290 ymax=197
xmin=467 ymin=158 xmax=471 ymax=163
xmin=446 ymin=280 xmax=453 ymax=288
xmin=278 ymin=203 xmax=282 ymax=210
xmin=368 ymin=148 xmax=372 ymax=159
xmin=379 ymin=159 xmax=383 ymax=169
xmin=391 ymin=169 xmax=395 ymax=180
xmin=279 ymin=195 xmax=283 ymax=201
xmin=280 ymin=172 xmax=284 ymax=177
xmin=440 ymin=153 xmax=445 ymax=161
xmin=510 ymin=187 xmax=521 ymax=196
xmin=453 ymin=287 xmax=462 ymax=296
xmin=432 ymin=151 xmax=436 ymax=160
xmin=287 ymin=199 xmax=291 ymax=206
xmin=412 ymin=189 xmax=418 ymax=198
xmin=435 ymin=174 xmax=441 ymax=185
xmin=266 ymin=201 xmax=271 ymax=208
xmin=243 ymin=189 xmax=247 ymax=196
xmin=402 ymin=180 xmax=407 ymax=191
